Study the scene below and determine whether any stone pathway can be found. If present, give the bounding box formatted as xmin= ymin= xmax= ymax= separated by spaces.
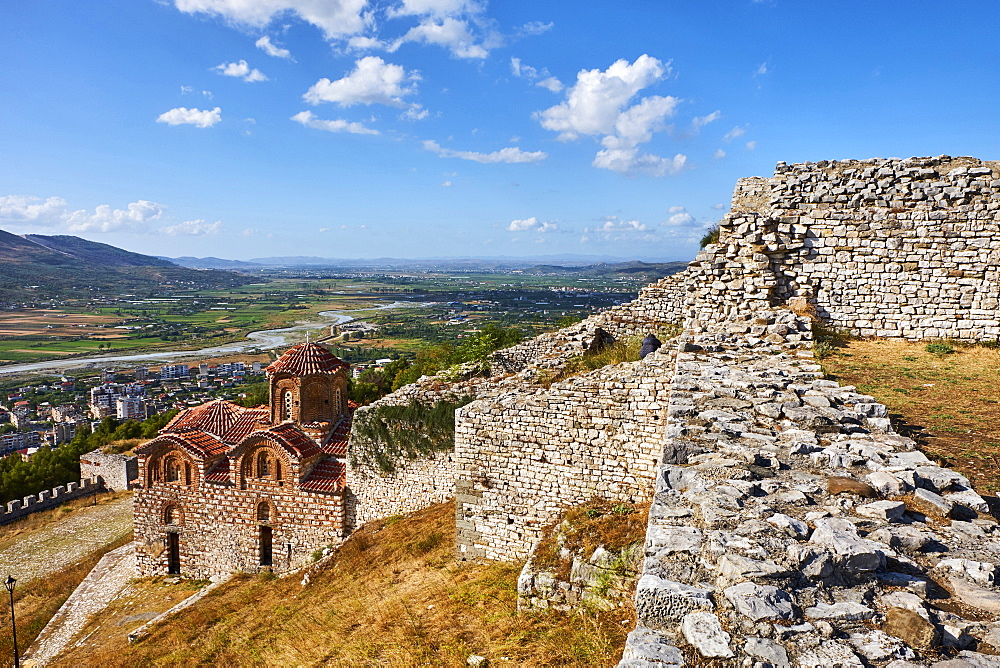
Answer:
xmin=0 ymin=496 xmax=133 ymax=584
xmin=25 ymin=543 xmax=135 ymax=666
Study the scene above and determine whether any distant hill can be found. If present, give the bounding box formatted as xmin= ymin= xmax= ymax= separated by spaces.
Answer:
xmin=0 ymin=229 xmax=249 ymax=303
xmin=520 ymin=260 xmax=689 ymax=280
xmin=162 ymin=256 xmax=263 ymax=270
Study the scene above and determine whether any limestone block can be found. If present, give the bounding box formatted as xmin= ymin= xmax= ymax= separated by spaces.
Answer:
xmin=809 ymin=517 xmax=885 ymax=574
xmin=635 ymin=575 xmax=714 ymax=629
xmin=619 ymin=626 xmax=685 ymax=666
xmin=743 ymin=637 xmax=790 ymax=667
xmin=722 ymin=582 xmax=795 ymax=621
xmin=856 ymin=500 xmax=906 ymax=522
xmin=805 ymin=601 xmax=876 ymax=621
xmin=681 ymin=611 xmax=734 ymax=658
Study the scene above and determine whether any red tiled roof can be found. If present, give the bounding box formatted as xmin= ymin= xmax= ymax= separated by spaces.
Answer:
xmin=162 ymin=401 xmax=270 ymax=446
xmin=300 ymin=458 xmax=346 ymax=494
xmin=266 ymin=342 xmax=348 ymax=376
xmin=143 ymin=431 xmax=229 ymax=458
xmin=204 ymin=457 xmax=232 ymax=485
xmin=252 ymin=422 xmax=323 ymax=459
xmin=321 ymin=411 xmax=354 ymax=456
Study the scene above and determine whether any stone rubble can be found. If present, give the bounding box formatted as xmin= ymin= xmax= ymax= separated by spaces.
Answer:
xmin=621 ymin=308 xmax=1000 ymax=667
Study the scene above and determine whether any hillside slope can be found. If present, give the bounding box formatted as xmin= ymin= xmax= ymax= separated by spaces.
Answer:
xmin=52 ymin=502 xmax=633 ymax=667
xmin=0 ymin=229 xmax=247 ymax=302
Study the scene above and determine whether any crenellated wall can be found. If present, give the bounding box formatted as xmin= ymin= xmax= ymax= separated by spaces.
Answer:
xmin=0 ymin=477 xmax=103 ymax=525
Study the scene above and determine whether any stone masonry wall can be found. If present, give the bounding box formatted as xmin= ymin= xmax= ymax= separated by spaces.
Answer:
xmin=79 ymin=450 xmax=138 ymax=492
xmin=620 ymin=307 xmax=1000 ymax=666
xmin=687 ymin=156 xmax=1000 ymax=340
xmin=0 ymin=477 xmax=103 ymax=526
xmin=454 ymin=348 xmax=677 ymax=562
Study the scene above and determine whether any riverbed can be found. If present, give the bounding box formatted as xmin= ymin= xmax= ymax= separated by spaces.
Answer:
xmin=0 ymin=301 xmax=436 ymax=377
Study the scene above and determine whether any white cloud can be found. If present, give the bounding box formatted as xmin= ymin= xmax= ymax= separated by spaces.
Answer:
xmin=66 ymin=200 xmax=165 ymax=233
xmin=746 ymin=140 xmax=757 ymax=151
xmin=0 ymin=196 xmax=166 ymax=234
xmin=536 ymin=55 xmax=688 ymax=177
xmin=711 ymin=203 xmax=727 ymax=210
xmin=592 ymin=147 xmax=686 ymax=177
xmin=390 ymin=0 xmax=483 ymax=17
xmin=0 ymin=195 xmax=69 ymax=227
xmin=537 ymin=77 xmax=563 ymax=93
xmin=156 ymin=106 xmax=222 ymax=128
xmin=723 ymin=125 xmax=747 ymax=141
xmin=664 ymin=211 xmax=695 ymax=226
xmin=291 ymin=110 xmax=380 ymax=135
xmin=180 ymin=85 xmax=194 ymax=94
xmin=304 ymin=56 xmax=420 ymax=108
xmin=691 ymin=110 xmax=721 ymax=132
xmin=507 ymin=216 xmax=556 ymax=232
xmin=756 ymin=62 xmax=768 ymax=76
xmin=518 ymin=20 xmax=553 ymax=36
xmin=318 ymin=227 xmax=331 ymax=232
xmin=172 ymin=0 xmax=369 ymax=40
xmin=241 ymin=227 xmax=260 ymax=236
xmin=668 ymin=205 xmax=685 ymax=213
xmin=162 ymin=219 xmax=222 ymax=236
xmin=713 ymin=148 xmax=726 ymax=159
xmin=535 ymin=55 xmax=671 ymax=140
xmin=256 ymin=35 xmax=293 ymax=59
xmin=583 ymin=215 xmax=655 ymax=242
xmin=392 ymin=17 xmax=488 ymax=59
xmin=348 ymin=35 xmax=385 ymax=50
xmin=441 ymin=180 xmax=453 ymax=186
xmin=213 ymin=59 xmax=268 ymax=82
xmin=423 ymin=140 xmax=546 ymax=164
xmin=401 ymin=106 xmax=429 ymax=120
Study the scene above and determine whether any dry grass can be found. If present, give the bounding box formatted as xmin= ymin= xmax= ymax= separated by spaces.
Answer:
xmin=56 ymin=501 xmax=634 ymax=667
xmin=0 ymin=531 xmax=134 ymax=668
xmin=533 ymin=499 xmax=649 ymax=580
xmin=821 ymin=338 xmax=1000 ymax=497
xmin=0 ymin=491 xmax=131 ymax=553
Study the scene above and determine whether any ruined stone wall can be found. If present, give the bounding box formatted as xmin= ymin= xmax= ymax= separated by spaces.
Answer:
xmin=490 ymin=272 xmax=688 ymax=374
xmin=620 ymin=308 xmax=1000 ymax=666
xmin=79 ymin=450 xmax=138 ymax=492
xmin=133 ymin=480 xmax=344 ymax=579
xmin=454 ymin=349 xmax=677 ymax=562
xmin=0 ymin=478 xmax=102 ymax=526
xmin=690 ymin=156 xmax=1000 ymax=340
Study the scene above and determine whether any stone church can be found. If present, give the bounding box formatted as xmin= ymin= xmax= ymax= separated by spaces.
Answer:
xmin=133 ymin=342 xmax=353 ymax=578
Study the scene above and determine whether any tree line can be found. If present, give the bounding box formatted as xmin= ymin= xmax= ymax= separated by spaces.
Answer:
xmin=0 ymin=411 xmax=177 ymax=506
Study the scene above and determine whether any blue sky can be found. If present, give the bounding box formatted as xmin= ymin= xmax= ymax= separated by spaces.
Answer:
xmin=2 ymin=1 xmax=999 ymax=262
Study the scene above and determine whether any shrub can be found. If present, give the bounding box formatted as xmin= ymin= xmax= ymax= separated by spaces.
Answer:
xmin=699 ymin=224 xmax=721 ymax=248
xmin=925 ymin=341 xmax=955 ymax=355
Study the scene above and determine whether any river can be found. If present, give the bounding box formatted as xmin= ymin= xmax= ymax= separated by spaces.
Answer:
xmin=0 ymin=301 xmax=435 ymax=377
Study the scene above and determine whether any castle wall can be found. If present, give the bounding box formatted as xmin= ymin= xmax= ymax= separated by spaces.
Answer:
xmin=694 ymin=156 xmax=1000 ymax=340
xmin=346 ymin=453 xmax=455 ymax=529
xmin=133 ymin=480 xmax=344 ymax=579
xmin=79 ymin=450 xmax=138 ymax=492
xmin=0 ymin=478 xmax=103 ymax=526
xmin=454 ymin=348 xmax=677 ymax=562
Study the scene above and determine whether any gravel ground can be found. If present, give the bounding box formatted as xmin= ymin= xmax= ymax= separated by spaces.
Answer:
xmin=0 ymin=496 xmax=133 ymax=585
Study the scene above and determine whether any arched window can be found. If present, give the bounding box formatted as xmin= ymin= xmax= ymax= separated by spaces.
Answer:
xmin=165 ymin=457 xmax=182 ymax=483
xmin=257 ymin=451 xmax=269 ymax=477
xmin=164 ymin=504 xmax=182 ymax=525
xmin=333 ymin=389 xmax=342 ymax=416
xmin=283 ymin=390 xmax=294 ymax=421
xmin=275 ymin=460 xmax=282 ymax=482
xmin=184 ymin=462 xmax=192 ymax=486
xmin=257 ymin=501 xmax=271 ymax=522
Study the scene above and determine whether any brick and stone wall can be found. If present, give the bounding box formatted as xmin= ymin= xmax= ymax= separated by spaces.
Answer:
xmin=79 ymin=450 xmax=138 ymax=492
xmin=133 ymin=479 xmax=345 ymax=579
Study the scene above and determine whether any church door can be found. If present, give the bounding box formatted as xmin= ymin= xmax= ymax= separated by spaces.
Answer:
xmin=167 ymin=533 xmax=180 ymax=574
xmin=259 ymin=526 xmax=273 ymax=567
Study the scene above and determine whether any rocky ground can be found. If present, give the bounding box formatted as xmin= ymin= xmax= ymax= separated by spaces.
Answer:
xmin=0 ymin=495 xmax=133 ymax=585
xmin=622 ymin=309 xmax=1000 ymax=667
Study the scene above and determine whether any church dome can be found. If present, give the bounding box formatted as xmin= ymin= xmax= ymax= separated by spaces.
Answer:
xmin=266 ymin=342 xmax=348 ymax=376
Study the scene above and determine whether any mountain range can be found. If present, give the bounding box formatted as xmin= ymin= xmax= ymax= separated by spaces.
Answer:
xmin=0 ymin=229 xmax=247 ymax=303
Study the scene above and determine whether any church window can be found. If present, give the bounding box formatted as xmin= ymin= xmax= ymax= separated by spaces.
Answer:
xmin=257 ymin=501 xmax=271 ymax=522
xmin=283 ymin=390 xmax=294 ymax=421
xmin=257 ymin=451 xmax=270 ymax=477
xmin=165 ymin=457 xmax=182 ymax=483
xmin=275 ymin=461 xmax=282 ymax=482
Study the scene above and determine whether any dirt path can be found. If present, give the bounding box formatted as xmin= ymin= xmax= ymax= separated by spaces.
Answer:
xmin=0 ymin=496 xmax=133 ymax=585
xmin=26 ymin=543 xmax=135 ymax=666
